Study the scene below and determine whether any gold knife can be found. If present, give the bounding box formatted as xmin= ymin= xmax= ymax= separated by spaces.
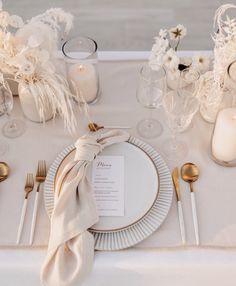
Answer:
xmin=172 ymin=167 xmax=186 ymax=245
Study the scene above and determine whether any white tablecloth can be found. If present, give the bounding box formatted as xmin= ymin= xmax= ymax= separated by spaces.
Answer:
xmin=1 ymin=51 xmax=236 ymax=285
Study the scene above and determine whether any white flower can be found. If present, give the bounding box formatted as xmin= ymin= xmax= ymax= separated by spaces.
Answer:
xmin=149 ymin=36 xmax=169 ymax=70
xmin=159 ymin=29 xmax=167 ymax=38
xmin=193 ymin=54 xmax=210 ymax=72
xmin=0 ymin=11 xmax=10 ymax=28
xmin=163 ymin=48 xmax=180 ymax=71
xmin=9 ymin=15 xmax=24 ymax=28
xmin=169 ymin=24 xmax=187 ymax=41
xmin=152 ymin=37 xmax=169 ymax=52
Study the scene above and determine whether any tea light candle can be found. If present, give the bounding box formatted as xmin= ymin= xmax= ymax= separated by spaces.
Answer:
xmin=68 ymin=63 xmax=98 ymax=103
xmin=212 ymin=108 xmax=236 ymax=162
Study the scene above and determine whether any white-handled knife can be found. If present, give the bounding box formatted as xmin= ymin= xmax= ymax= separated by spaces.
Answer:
xmin=172 ymin=167 xmax=186 ymax=245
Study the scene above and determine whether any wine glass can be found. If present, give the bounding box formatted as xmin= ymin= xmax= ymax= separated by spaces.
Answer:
xmin=136 ymin=64 xmax=166 ymax=139
xmin=0 ymin=81 xmax=26 ymax=139
xmin=162 ymin=89 xmax=199 ymax=161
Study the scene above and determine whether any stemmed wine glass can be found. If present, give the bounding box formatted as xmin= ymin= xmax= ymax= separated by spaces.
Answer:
xmin=0 ymin=81 xmax=26 ymax=142
xmin=136 ymin=64 xmax=166 ymax=139
xmin=162 ymin=89 xmax=199 ymax=161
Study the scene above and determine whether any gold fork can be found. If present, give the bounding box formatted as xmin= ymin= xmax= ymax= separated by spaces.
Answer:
xmin=16 ymin=173 xmax=34 ymax=244
xmin=29 ymin=160 xmax=47 ymax=245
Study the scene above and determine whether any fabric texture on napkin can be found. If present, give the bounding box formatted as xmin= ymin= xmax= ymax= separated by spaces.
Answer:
xmin=41 ymin=130 xmax=130 ymax=286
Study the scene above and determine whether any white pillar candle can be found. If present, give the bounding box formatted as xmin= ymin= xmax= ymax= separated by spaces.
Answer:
xmin=212 ymin=108 xmax=236 ymax=162
xmin=68 ymin=63 xmax=98 ymax=103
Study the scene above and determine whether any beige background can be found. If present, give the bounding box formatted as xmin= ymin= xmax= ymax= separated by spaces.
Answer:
xmin=4 ymin=0 xmax=235 ymax=50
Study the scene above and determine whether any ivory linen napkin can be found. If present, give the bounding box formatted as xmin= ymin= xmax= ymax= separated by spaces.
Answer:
xmin=41 ymin=130 xmax=130 ymax=286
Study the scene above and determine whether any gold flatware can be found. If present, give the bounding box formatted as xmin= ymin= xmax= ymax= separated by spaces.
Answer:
xmin=88 ymin=122 xmax=131 ymax=132
xmin=0 ymin=162 xmax=9 ymax=182
xmin=16 ymin=173 xmax=34 ymax=244
xmin=181 ymin=162 xmax=200 ymax=245
xmin=172 ymin=167 xmax=186 ymax=245
xmin=29 ymin=160 xmax=47 ymax=245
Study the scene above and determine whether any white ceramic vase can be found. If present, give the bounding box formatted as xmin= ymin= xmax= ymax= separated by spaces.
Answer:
xmin=18 ymin=82 xmax=53 ymax=123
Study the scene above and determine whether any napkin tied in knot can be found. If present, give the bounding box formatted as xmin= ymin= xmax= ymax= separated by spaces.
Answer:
xmin=41 ymin=130 xmax=129 ymax=286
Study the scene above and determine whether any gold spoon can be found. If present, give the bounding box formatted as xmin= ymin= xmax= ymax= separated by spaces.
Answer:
xmin=181 ymin=162 xmax=200 ymax=245
xmin=88 ymin=122 xmax=131 ymax=132
xmin=0 ymin=162 xmax=9 ymax=182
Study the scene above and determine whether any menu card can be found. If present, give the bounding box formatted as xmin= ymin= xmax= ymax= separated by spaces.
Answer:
xmin=92 ymin=155 xmax=124 ymax=216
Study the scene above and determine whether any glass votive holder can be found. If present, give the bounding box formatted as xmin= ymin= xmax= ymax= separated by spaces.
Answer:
xmin=62 ymin=36 xmax=100 ymax=104
xmin=211 ymin=107 xmax=236 ymax=167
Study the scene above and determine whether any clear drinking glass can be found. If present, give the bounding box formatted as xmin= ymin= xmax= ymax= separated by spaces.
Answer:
xmin=0 ymin=81 xmax=26 ymax=139
xmin=62 ymin=36 xmax=100 ymax=104
xmin=136 ymin=64 xmax=166 ymax=139
xmin=162 ymin=89 xmax=199 ymax=161
xmin=181 ymin=68 xmax=200 ymax=93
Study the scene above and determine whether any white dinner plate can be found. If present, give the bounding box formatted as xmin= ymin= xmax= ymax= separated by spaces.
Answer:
xmin=44 ymin=136 xmax=173 ymax=250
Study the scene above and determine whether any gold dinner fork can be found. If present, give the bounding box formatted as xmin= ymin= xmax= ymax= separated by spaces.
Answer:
xmin=29 ymin=160 xmax=47 ymax=245
xmin=16 ymin=173 xmax=34 ymax=244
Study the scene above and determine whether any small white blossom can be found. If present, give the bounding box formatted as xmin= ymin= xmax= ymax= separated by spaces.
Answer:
xmin=149 ymin=36 xmax=169 ymax=71
xmin=193 ymin=54 xmax=210 ymax=72
xmin=163 ymin=48 xmax=180 ymax=71
xmin=159 ymin=29 xmax=167 ymax=38
xmin=169 ymin=24 xmax=187 ymax=41
xmin=152 ymin=37 xmax=169 ymax=52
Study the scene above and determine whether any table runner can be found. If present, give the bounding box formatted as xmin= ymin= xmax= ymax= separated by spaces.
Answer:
xmin=1 ymin=56 xmax=236 ymax=248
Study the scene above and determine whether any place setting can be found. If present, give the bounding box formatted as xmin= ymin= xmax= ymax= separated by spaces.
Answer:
xmin=1 ymin=2 xmax=236 ymax=286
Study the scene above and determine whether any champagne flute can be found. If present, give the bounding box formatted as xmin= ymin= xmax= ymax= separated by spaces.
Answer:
xmin=0 ymin=81 xmax=26 ymax=139
xmin=136 ymin=64 xmax=166 ymax=139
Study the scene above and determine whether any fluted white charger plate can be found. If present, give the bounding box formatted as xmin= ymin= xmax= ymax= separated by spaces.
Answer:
xmin=44 ymin=136 xmax=173 ymax=250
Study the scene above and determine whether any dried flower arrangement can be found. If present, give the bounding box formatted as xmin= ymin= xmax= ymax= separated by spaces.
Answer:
xmin=0 ymin=2 xmax=83 ymax=133
xmin=213 ymin=4 xmax=236 ymax=90
xmin=149 ymin=24 xmax=210 ymax=80
xmin=196 ymin=4 xmax=236 ymax=123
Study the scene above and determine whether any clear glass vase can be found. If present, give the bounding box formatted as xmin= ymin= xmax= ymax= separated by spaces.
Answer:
xmin=62 ymin=36 xmax=100 ymax=104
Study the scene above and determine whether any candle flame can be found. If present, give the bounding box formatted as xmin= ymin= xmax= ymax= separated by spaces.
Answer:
xmin=79 ymin=65 xmax=84 ymax=71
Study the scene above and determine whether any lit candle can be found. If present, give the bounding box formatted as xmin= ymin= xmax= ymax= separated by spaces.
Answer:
xmin=212 ymin=108 xmax=236 ymax=162
xmin=68 ymin=63 xmax=98 ymax=103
